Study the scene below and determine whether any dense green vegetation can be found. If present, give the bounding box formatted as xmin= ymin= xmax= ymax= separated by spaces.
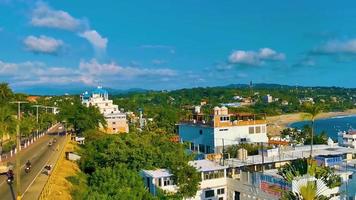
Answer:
xmin=0 ymin=83 xmax=57 ymax=154
xmin=280 ymin=126 xmax=328 ymax=145
xmin=112 ymin=84 xmax=356 ymax=133
xmin=69 ymin=129 xmax=200 ymax=200
xmin=57 ymin=99 xmax=106 ymax=134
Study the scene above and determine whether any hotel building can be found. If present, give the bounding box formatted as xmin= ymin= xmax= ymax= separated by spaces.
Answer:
xmin=81 ymin=86 xmax=129 ymax=133
xmin=178 ymin=106 xmax=268 ymax=154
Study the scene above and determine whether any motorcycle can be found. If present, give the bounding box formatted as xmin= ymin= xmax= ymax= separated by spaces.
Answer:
xmin=6 ymin=171 xmax=14 ymax=184
xmin=25 ymin=165 xmax=31 ymax=173
xmin=7 ymin=176 xmax=13 ymax=184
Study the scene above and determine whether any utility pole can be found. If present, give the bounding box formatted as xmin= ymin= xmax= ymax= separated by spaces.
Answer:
xmin=32 ymin=105 xmax=42 ymax=138
xmin=11 ymin=101 xmax=28 ymax=200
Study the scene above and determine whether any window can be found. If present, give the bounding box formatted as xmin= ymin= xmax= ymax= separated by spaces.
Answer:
xmin=206 ymin=145 xmax=211 ymax=153
xmin=249 ymin=127 xmax=254 ymax=134
xmin=262 ymin=125 xmax=266 ymax=133
xmin=217 ymin=188 xmax=225 ymax=195
xmin=240 ymin=138 xmax=247 ymax=142
xmin=255 ymin=126 xmax=261 ymax=134
xmin=205 ymin=190 xmax=214 ymax=198
xmin=158 ymin=178 xmax=162 ymax=187
xmin=199 ymin=144 xmax=205 ymax=153
xmin=234 ymin=191 xmax=240 ymax=200
xmin=190 ymin=142 xmax=195 ymax=151
xmin=163 ymin=177 xmax=173 ymax=186
xmin=112 ymin=122 xmax=116 ymax=124
xmin=203 ymin=170 xmax=225 ymax=180
xmin=113 ymin=128 xmax=116 ymax=130
xmin=199 ymin=129 xmax=203 ymax=135
xmin=220 ymin=116 xmax=229 ymax=121
xmin=218 ymin=198 xmax=224 ymax=200
xmin=105 ymin=103 xmax=108 ymax=106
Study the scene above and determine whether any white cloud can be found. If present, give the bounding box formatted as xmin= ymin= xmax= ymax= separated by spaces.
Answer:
xmin=30 ymin=3 xmax=109 ymax=53
xmin=79 ymin=30 xmax=108 ymax=50
xmin=24 ymin=35 xmax=63 ymax=54
xmin=31 ymin=3 xmax=81 ymax=31
xmin=313 ymin=39 xmax=356 ymax=54
xmin=0 ymin=58 xmax=177 ymax=87
xmin=79 ymin=59 xmax=176 ymax=85
xmin=228 ymin=48 xmax=285 ymax=66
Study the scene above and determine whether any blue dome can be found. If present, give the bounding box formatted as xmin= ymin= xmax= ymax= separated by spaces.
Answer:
xmin=82 ymin=91 xmax=91 ymax=100
xmin=92 ymin=86 xmax=108 ymax=95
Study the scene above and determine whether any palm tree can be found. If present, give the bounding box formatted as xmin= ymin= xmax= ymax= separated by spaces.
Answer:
xmin=0 ymin=83 xmax=13 ymax=103
xmin=278 ymin=158 xmax=340 ymax=200
xmin=20 ymin=115 xmax=36 ymax=140
xmin=0 ymin=105 xmax=16 ymax=154
xmin=302 ymin=104 xmax=322 ymax=158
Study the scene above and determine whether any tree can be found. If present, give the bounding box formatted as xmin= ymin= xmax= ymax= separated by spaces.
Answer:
xmin=85 ymin=164 xmax=155 ymax=200
xmin=278 ymin=158 xmax=341 ymax=200
xmin=0 ymin=83 xmax=13 ymax=104
xmin=58 ymin=100 xmax=106 ymax=134
xmin=302 ymin=104 xmax=322 ymax=157
xmin=0 ymin=105 xmax=16 ymax=153
xmin=78 ymin=130 xmax=200 ymax=199
xmin=20 ymin=115 xmax=36 ymax=139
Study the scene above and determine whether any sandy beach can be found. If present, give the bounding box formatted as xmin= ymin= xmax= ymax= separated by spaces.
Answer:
xmin=267 ymin=109 xmax=356 ymax=136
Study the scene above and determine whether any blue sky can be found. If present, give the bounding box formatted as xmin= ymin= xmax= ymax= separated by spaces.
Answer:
xmin=1 ymin=0 xmax=356 ymax=94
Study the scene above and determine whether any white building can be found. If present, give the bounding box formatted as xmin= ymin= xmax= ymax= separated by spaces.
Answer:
xmin=263 ymin=94 xmax=273 ymax=103
xmin=81 ymin=86 xmax=129 ymax=133
xmin=141 ymin=160 xmax=228 ymax=200
xmin=338 ymin=130 xmax=356 ymax=149
xmin=178 ymin=107 xmax=268 ymax=154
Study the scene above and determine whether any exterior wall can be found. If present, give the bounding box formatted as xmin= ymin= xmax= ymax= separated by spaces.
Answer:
xmin=214 ymin=124 xmax=268 ymax=152
xmin=227 ymin=171 xmax=280 ymax=200
xmin=179 ymin=125 xmax=215 ymax=153
xmin=82 ymin=89 xmax=129 ymax=134
xmin=179 ymin=123 xmax=268 ymax=154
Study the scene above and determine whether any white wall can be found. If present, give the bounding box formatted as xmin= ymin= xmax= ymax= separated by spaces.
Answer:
xmin=214 ymin=125 xmax=268 ymax=147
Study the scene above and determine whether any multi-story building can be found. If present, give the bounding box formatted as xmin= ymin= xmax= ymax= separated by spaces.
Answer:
xmin=338 ymin=130 xmax=356 ymax=149
xmin=81 ymin=86 xmax=129 ymax=133
xmin=141 ymin=160 xmax=228 ymax=200
xmin=263 ymin=94 xmax=273 ymax=103
xmin=178 ymin=107 xmax=268 ymax=154
xmin=141 ymin=144 xmax=356 ymax=200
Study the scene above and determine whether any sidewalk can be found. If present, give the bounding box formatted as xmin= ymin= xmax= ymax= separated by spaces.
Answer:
xmin=22 ymin=135 xmax=68 ymax=200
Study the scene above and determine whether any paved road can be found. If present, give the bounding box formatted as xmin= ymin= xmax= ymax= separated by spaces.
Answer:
xmin=0 ymin=124 xmax=66 ymax=200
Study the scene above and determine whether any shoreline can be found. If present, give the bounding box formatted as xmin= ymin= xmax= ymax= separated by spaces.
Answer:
xmin=266 ymin=109 xmax=356 ymax=136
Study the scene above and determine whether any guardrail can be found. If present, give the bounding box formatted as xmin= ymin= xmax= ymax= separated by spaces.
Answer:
xmin=39 ymin=134 xmax=70 ymax=200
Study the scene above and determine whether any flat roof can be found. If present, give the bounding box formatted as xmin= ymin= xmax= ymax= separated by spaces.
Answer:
xmin=225 ymin=145 xmax=355 ymax=168
xmin=189 ymin=159 xmax=228 ymax=172
xmin=142 ymin=169 xmax=172 ymax=178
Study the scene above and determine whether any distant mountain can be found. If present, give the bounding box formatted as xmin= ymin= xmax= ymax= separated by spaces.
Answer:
xmin=13 ymin=82 xmax=353 ymax=96
xmin=225 ymin=83 xmax=296 ymax=89
xmin=13 ymin=85 xmax=148 ymax=96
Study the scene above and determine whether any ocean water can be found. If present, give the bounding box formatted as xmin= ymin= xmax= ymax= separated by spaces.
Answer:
xmin=289 ymin=115 xmax=356 ymax=140
xmin=290 ymin=115 xmax=356 ymax=198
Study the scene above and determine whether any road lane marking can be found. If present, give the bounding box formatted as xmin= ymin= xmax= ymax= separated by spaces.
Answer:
xmin=21 ymin=136 xmax=66 ymax=198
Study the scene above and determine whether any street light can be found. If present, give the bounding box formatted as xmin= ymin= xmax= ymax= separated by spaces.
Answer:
xmin=31 ymin=105 xmax=43 ymax=139
xmin=10 ymin=101 xmax=28 ymax=200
